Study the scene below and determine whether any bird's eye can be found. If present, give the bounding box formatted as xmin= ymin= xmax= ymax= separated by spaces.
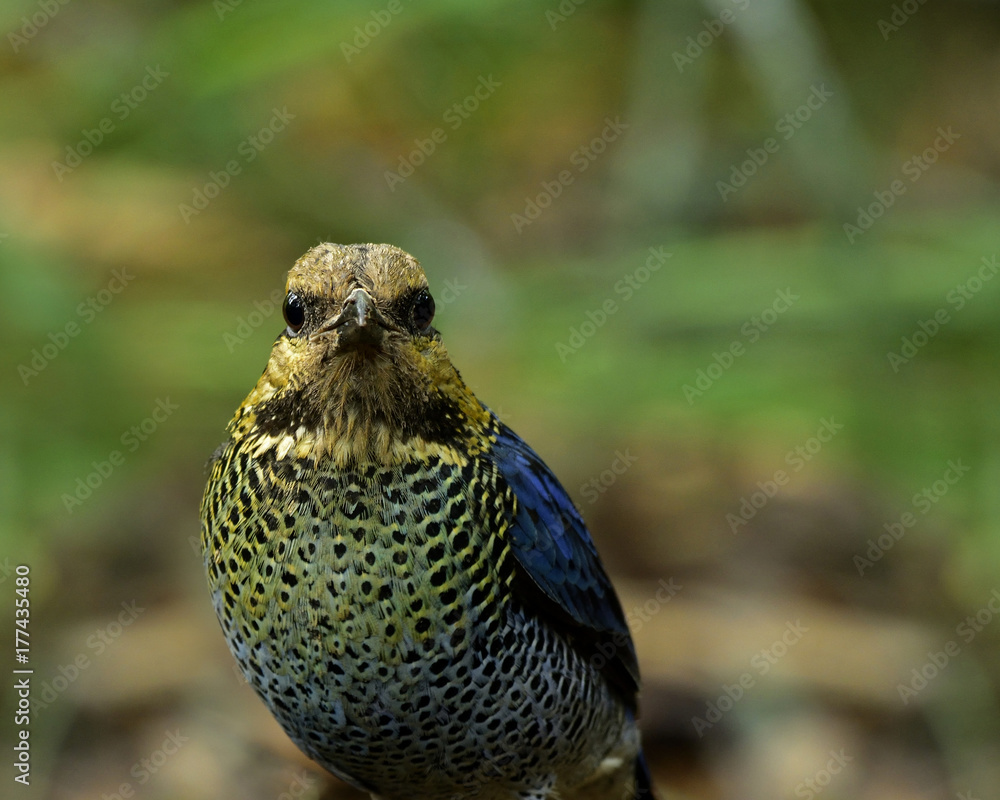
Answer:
xmin=410 ymin=290 xmax=435 ymax=331
xmin=283 ymin=292 xmax=305 ymax=334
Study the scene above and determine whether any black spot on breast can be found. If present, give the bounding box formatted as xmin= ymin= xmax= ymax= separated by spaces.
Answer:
xmin=412 ymin=478 xmax=435 ymax=493
xmin=427 ymin=543 xmax=445 ymax=562
xmin=252 ymin=390 xmax=323 ymax=438
xmin=430 ymin=568 xmax=448 ymax=587
xmin=447 ymin=498 xmax=467 ymax=520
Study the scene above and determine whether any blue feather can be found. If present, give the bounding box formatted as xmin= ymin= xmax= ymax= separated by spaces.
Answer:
xmin=488 ymin=413 xmax=640 ymax=696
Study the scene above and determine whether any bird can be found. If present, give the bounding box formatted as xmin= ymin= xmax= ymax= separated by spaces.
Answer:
xmin=200 ymin=243 xmax=655 ymax=800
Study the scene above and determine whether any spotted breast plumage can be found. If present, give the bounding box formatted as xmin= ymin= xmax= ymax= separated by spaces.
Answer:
xmin=200 ymin=243 xmax=655 ymax=800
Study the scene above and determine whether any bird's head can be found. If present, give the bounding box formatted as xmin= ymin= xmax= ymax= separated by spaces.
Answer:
xmin=234 ymin=243 xmax=489 ymax=463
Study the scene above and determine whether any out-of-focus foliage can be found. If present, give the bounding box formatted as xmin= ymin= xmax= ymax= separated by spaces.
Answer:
xmin=3 ymin=1 xmax=1000 ymax=798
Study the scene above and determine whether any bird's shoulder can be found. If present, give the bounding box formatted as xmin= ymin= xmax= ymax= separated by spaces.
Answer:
xmin=482 ymin=412 xmax=640 ymax=703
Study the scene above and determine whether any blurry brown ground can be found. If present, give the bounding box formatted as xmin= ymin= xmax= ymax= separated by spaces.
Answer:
xmin=35 ymin=437 xmax=999 ymax=800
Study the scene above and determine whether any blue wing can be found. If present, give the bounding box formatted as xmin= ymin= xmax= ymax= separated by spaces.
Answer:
xmin=489 ymin=415 xmax=640 ymax=699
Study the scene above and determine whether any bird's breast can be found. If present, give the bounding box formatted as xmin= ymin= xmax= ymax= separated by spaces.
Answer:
xmin=203 ymin=439 xmax=518 ymax=681
xmin=201 ymin=432 xmax=636 ymax=799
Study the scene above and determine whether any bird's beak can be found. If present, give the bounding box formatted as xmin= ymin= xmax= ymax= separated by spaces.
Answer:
xmin=312 ymin=287 xmax=394 ymax=350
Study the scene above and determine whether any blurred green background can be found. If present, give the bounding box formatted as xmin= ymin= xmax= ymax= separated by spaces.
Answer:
xmin=3 ymin=1 xmax=1000 ymax=798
